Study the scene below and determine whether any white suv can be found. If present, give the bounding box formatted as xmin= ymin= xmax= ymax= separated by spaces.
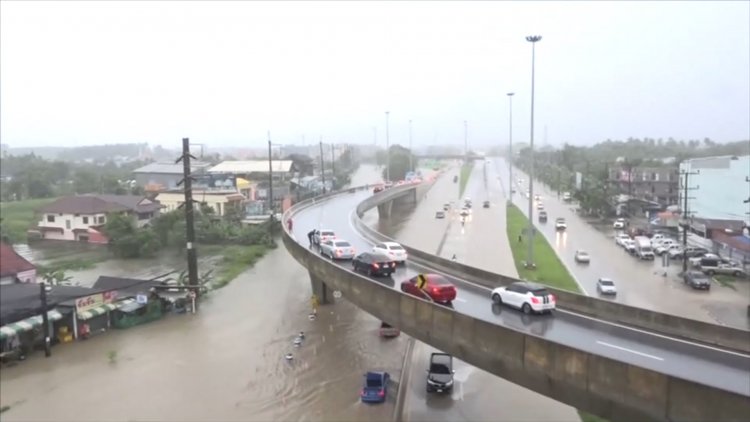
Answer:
xmin=613 ymin=218 xmax=626 ymax=229
xmin=491 ymin=282 xmax=556 ymax=314
xmin=372 ymin=241 xmax=408 ymax=264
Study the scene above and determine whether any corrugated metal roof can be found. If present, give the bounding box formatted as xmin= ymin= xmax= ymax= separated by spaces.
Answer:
xmin=0 ymin=242 xmax=35 ymax=277
xmin=208 ymin=160 xmax=293 ymax=174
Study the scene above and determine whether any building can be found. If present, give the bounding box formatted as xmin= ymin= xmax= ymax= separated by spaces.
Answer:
xmin=679 ymin=155 xmax=750 ymax=224
xmin=608 ymin=165 xmax=679 ymax=206
xmin=156 ymin=189 xmax=245 ymax=216
xmin=0 ymin=242 xmax=36 ymax=285
xmin=208 ymin=160 xmax=296 ymax=215
xmin=34 ymin=195 xmax=162 ymax=243
xmin=132 ymin=161 xmax=212 ymax=193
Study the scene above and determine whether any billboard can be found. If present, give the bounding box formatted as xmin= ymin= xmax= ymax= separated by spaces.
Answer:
xmin=193 ymin=174 xmax=237 ymax=190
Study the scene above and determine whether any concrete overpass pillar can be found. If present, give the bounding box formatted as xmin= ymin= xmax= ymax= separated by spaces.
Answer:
xmin=309 ymin=271 xmax=331 ymax=305
xmin=377 ymin=200 xmax=393 ymax=219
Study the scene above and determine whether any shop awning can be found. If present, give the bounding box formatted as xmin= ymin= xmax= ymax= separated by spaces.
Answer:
xmin=0 ymin=309 xmax=63 ymax=340
xmin=77 ymin=303 xmax=117 ymax=321
xmin=116 ymin=299 xmax=144 ymax=313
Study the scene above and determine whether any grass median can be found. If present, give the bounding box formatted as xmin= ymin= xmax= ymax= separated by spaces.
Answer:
xmin=505 ymin=203 xmax=607 ymax=422
xmin=459 ymin=161 xmax=474 ymax=198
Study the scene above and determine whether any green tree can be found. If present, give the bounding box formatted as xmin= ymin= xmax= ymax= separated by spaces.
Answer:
xmin=41 ymin=270 xmax=73 ymax=286
xmin=381 ymin=145 xmax=417 ymax=181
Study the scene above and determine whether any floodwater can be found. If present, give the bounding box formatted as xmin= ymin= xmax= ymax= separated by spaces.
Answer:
xmin=1 ymin=164 xmax=408 ymax=422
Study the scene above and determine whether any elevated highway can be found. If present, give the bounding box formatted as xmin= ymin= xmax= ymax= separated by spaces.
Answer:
xmin=283 ymin=182 xmax=750 ymax=422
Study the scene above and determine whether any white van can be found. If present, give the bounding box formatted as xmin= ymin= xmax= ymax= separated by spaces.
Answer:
xmin=634 ymin=236 xmax=655 ymax=260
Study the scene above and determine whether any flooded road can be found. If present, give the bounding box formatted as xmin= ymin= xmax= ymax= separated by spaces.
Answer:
xmin=1 ymin=164 xmax=407 ymax=422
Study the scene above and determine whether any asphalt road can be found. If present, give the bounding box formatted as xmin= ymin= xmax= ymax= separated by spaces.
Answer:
xmin=492 ymin=157 xmax=750 ymax=329
xmin=289 ymin=164 xmax=750 ymax=397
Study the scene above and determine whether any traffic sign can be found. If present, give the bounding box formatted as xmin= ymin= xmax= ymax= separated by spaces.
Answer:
xmin=136 ymin=294 xmax=148 ymax=304
xmin=333 ymin=290 xmax=342 ymax=299
xmin=416 ymin=274 xmax=427 ymax=289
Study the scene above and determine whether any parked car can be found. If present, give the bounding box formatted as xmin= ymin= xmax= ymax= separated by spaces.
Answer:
xmin=615 ymin=233 xmax=630 ymax=246
xmin=683 ymin=271 xmax=712 ymax=290
xmin=623 ymin=239 xmax=637 ymax=255
xmin=483 ymin=200 xmax=490 ymax=208
xmin=435 ymin=211 xmax=446 ymax=219
xmin=690 ymin=254 xmax=721 ymax=268
xmin=634 ymin=236 xmax=655 ymax=260
xmin=655 ymin=240 xmax=677 ymax=255
xmin=426 ymin=353 xmax=454 ymax=393
xmin=596 ymin=278 xmax=617 ymax=295
xmin=379 ymin=321 xmax=400 ymax=337
xmin=613 ymin=218 xmax=626 ymax=229
xmin=702 ymin=263 xmax=746 ymax=278
xmin=360 ymin=371 xmax=390 ymax=403
xmin=400 ymin=274 xmax=457 ymax=305
xmin=574 ymin=250 xmax=591 ymax=263
xmin=320 ymin=239 xmax=356 ymax=260
xmin=443 ymin=203 xmax=450 ymax=211
xmin=490 ymin=281 xmax=556 ymax=314
xmin=555 ymin=218 xmax=567 ymax=230
xmin=538 ymin=210 xmax=548 ymax=223
xmin=671 ymin=246 xmax=709 ymax=259
xmin=312 ymin=229 xmax=336 ymax=245
xmin=372 ymin=242 xmax=408 ymax=264
xmin=352 ymin=252 xmax=396 ymax=277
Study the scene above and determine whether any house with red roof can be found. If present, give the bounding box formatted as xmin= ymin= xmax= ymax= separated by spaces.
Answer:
xmin=33 ymin=195 xmax=162 ymax=244
xmin=0 ymin=242 xmax=37 ymax=285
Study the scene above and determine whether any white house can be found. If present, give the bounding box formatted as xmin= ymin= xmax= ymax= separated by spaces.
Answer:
xmin=34 ymin=195 xmax=162 ymax=244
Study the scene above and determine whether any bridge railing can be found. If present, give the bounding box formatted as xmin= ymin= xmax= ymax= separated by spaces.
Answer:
xmin=350 ymin=185 xmax=750 ymax=354
xmin=281 ymin=189 xmax=750 ymax=421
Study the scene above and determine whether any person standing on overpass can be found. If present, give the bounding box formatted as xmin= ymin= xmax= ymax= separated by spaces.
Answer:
xmin=307 ymin=229 xmax=315 ymax=248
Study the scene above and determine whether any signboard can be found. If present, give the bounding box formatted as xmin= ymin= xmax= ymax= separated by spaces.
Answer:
xmin=416 ymin=274 xmax=427 ymax=289
xmin=75 ymin=293 xmax=105 ymax=314
xmin=136 ymin=294 xmax=149 ymax=305
xmin=193 ymin=174 xmax=237 ymax=190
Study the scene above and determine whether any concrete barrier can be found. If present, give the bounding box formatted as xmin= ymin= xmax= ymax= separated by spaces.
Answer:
xmin=350 ymin=191 xmax=750 ymax=354
xmin=280 ymin=220 xmax=750 ymax=422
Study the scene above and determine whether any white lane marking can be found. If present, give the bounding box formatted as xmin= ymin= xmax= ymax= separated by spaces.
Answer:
xmin=596 ymin=340 xmax=664 ymax=361
xmin=453 ymin=297 xmax=467 ymax=303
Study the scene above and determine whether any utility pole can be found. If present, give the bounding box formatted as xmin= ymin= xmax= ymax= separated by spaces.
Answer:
xmin=176 ymin=138 xmax=200 ymax=311
xmin=464 ymin=120 xmax=468 ymax=161
xmin=268 ymin=131 xmax=273 ymax=217
xmin=330 ymin=143 xmax=336 ymax=190
xmin=319 ymin=138 xmax=326 ymax=194
xmin=679 ymin=168 xmax=700 ymax=273
xmin=507 ymin=93 xmax=515 ymax=202
xmin=385 ymin=111 xmax=390 ymax=182
xmin=40 ymin=283 xmax=51 ymax=357
xmin=525 ymin=35 xmax=542 ymax=269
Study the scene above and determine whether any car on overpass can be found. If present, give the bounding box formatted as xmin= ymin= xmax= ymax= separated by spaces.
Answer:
xmin=312 ymin=229 xmax=336 ymax=245
xmin=426 ymin=353 xmax=454 ymax=393
xmin=360 ymin=371 xmax=390 ymax=403
xmin=378 ymin=321 xmax=400 ymax=338
xmin=319 ymin=239 xmax=356 ymax=260
xmin=400 ymin=274 xmax=456 ymax=305
xmin=352 ymin=252 xmax=396 ymax=277
xmin=372 ymin=241 xmax=408 ymax=264
xmin=490 ymin=281 xmax=556 ymax=314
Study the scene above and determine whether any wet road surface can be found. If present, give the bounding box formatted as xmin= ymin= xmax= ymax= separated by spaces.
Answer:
xmin=0 ymin=165 xmax=406 ymax=422
xmin=493 ymin=158 xmax=750 ymax=329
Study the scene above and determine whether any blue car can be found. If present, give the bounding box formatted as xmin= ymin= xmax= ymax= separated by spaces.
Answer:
xmin=360 ymin=371 xmax=390 ymax=403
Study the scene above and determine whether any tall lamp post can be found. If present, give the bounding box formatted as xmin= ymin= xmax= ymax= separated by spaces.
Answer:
xmin=408 ymin=119 xmax=413 ymax=171
xmin=267 ymin=132 xmax=284 ymax=229
xmin=464 ymin=120 xmax=468 ymax=160
xmin=319 ymin=137 xmax=326 ymax=194
xmin=385 ymin=111 xmax=391 ymax=182
xmin=525 ymin=35 xmax=542 ymax=269
xmin=507 ymin=92 xmax=515 ymax=201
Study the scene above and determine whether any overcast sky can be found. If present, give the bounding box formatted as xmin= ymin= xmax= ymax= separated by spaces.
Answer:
xmin=1 ymin=1 xmax=749 ymax=150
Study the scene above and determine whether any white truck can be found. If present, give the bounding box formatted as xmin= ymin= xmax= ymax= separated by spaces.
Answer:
xmin=634 ymin=236 xmax=655 ymax=260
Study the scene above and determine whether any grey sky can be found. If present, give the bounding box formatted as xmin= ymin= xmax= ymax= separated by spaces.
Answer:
xmin=1 ymin=1 xmax=748 ymax=150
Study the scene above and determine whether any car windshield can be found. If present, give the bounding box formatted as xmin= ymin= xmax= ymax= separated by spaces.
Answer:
xmin=389 ymin=245 xmax=404 ymax=250
xmin=321 ymin=231 xmax=335 ymax=236
xmin=335 ymin=241 xmax=351 ymax=247
xmin=578 ymin=251 xmax=588 ymax=256
xmin=599 ymin=280 xmax=614 ymax=286
xmin=531 ymin=288 xmax=550 ymax=297
xmin=429 ymin=363 xmax=451 ymax=374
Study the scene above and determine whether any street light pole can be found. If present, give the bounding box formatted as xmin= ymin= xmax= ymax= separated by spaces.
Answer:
xmin=525 ymin=35 xmax=542 ymax=269
xmin=319 ymin=137 xmax=326 ymax=194
xmin=267 ymin=131 xmax=273 ymax=218
xmin=385 ymin=111 xmax=390 ymax=182
xmin=507 ymin=92 xmax=515 ymax=201
xmin=409 ymin=119 xmax=413 ymax=171
xmin=330 ymin=143 xmax=336 ymax=190
xmin=464 ymin=120 xmax=468 ymax=161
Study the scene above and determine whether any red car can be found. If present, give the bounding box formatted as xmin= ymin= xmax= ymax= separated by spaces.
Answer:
xmin=400 ymin=274 xmax=457 ymax=305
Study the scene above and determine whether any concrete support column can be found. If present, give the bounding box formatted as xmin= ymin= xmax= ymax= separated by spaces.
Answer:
xmin=309 ymin=271 xmax=331 ymax=304
xmin=377 ymin=200 xmax=393 ymax=219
